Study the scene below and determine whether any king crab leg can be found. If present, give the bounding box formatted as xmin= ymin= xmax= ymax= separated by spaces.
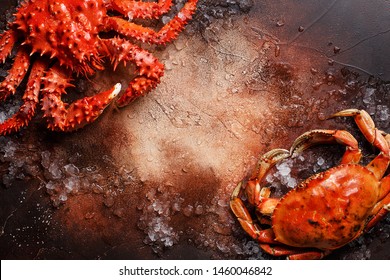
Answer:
xmin=0 ymin=30 xmax=17 ymax=63
xmin=0 ymin=47 xmax=30 ymax=101
xmin=40 ymin=64 xmax=121 ymax=132
xmin=0 ymin=60 xmax=45 ymax=135
xmin=105 ymin=0 xmax=198 ymax=45
xmin=103 ymin=37 xmax=164 ymax=107
xmin=110 ymin=0 xmax=173 ymax=19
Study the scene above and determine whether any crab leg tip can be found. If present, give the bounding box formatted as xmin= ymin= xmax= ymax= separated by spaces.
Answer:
xmin=112 ymin=83 xmax=122 ymax=97
xmin=328 ymin=108 xmax=361 ymax=119
xmin=231 ymin=181 xmax=244 ymax=199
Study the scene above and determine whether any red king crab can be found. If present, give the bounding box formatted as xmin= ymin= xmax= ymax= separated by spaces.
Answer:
xmin=230 ymin=109 xmax=390 ymax=259
xmin=0 ymin=0 xmax=198 ymax=134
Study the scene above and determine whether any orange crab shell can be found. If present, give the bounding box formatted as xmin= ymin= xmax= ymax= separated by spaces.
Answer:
xmin=15 ymin=0 xmax=106 ymax=75
xmin=272 ymin=164 xmax=379 ymax=250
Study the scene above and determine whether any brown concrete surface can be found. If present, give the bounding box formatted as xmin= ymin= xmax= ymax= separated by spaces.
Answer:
xmin=0 ymin=0 xmax=389 ymax=259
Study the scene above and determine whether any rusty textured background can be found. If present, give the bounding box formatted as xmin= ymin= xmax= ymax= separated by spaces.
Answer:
xmin=0 ymin=0 xmax=389 ymax=259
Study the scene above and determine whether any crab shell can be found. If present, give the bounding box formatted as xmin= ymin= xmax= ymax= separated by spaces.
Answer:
xmin=272 ymin=164 xmax=378 ymax=250
xmin=230 ymin=109 xmax=390 ymax=259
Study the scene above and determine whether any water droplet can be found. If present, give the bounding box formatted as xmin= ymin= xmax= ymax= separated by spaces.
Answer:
xmin=195 ymin=205 xmax=204 ymax=215
xmin=276 ymin=20 xmax=285 ymax=27
xmin=104 ymin=196 xmax=115 ymax=208
xmin=85 ymin=212 xmax=95 ymax=220
xmin=183 ymin=204 xmax=194 ymax=217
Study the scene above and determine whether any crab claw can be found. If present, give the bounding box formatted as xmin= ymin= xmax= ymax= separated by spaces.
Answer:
xmin=252 ymin=148 xmax=290 ymax=181
xmin=290 ymin=129 xmax=362 ymax=164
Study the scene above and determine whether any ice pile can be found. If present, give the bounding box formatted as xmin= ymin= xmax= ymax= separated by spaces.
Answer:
xmin=264 ymin=151 xmax=336 ymax=195
xmin=187 ymin=0 xmax=254 ymax=31
xmin=196 ymin=193 xmax=274 ymax=259
xmin=41 ymin=150 xmax=84 ymax=206
xmin=0 ymin=137 xmax=41 ymax=187
xmin=360 ymin=87 xmax=390 ymax=130
xmin=188 ymin=192 xmax=274 ymax=259
xmin=41 ymin=151 xmax=134 ymax=207
xmin=0 ymin=136 xmax=134 ymax=207
xmin=265 ymin=157 xmax=299 ymax=191
xmin=135 ymin=184 xmax=267 ymax=259
xmin=0 ymin=103 xmax=20 ymax=124
xmin=343 ymin=236 xmax=372 ymax=260
xmin=137 ymin=186 xmax=180 ymax=254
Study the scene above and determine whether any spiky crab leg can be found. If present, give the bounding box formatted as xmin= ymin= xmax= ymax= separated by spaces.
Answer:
xmin=0 ymin=47 xmax=30 ymax=101
xmin=40 ymin=65 xmax=121 ymax=132
xmin=0 ymin=60 xmax=46 ymax=135
xmin=110 ymin=0 xmax=173 ymax=19
xmin=105 ymin=0 xmax=198 ymax=44
xmin=0 ymin=29 xmax=17 ymax=63
xmin=103 ymin=38 xmax=164 ymax=107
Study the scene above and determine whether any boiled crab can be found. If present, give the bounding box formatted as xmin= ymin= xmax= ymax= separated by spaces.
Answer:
xmin=230 ymin=109 xmax=390 ymax=259
xmin=0 ymin=0 xmax=198 ymax=134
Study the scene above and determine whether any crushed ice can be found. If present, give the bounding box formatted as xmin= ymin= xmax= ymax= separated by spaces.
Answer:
xmin=137 ymin=186 xmax=180 ymax=253
xmin=0 ymin=137 xmax=134 ymax=207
